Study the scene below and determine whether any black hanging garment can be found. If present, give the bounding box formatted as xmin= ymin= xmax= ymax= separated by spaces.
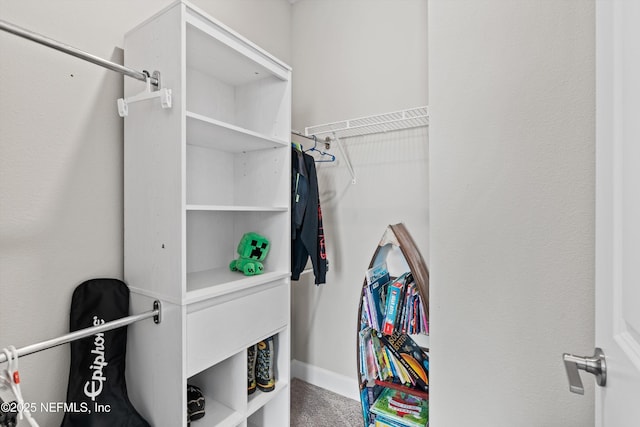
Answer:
xmin=291 ymin=148 xmax=328 ymax=284
xmin=60 ymin=278 xmax=150 ymax=427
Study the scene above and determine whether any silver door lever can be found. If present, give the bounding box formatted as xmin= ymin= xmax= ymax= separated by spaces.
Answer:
xmin=562 ymin=347 xmax=606 ymax=394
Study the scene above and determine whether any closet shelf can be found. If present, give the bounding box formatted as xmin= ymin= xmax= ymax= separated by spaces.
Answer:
xmin=186 ymin=269 xmax=290 ymax=304
xmin=247 ymin=381 xmax=289 ymax=417
xmin=305 ymin=106 xmax=429 ymax=140
xmin=185 ymin=12 xmax=290 ymax=84
xmin=200 ymin=398 xmax=243 ymax=426
xmin=187 ymin=111 xmax=287 ymax=152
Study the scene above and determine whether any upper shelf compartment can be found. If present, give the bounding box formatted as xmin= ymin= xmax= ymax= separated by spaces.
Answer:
xmin=185 ymin=9 xmax=291 ymax=141
xmin=186 ymin=112 xmax=287 ymax=152
xmin=185 ymin=12 xmax=288 ymax=84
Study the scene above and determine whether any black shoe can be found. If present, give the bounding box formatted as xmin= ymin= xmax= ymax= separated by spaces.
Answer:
xmin=187 ymin=384 xmax=205 ymax=424
xmin=248 ymin=344 xmax=257 ymax=395
xmin=256 ymin=336 xmax=275 ymax=392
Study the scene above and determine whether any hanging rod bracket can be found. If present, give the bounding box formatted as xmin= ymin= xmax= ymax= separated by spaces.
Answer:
xmin=117 ymin=70 xmax=172 ymax=117
xmin=153 ymin=300 xmax=162 ymax=324
xmin=324 ymin=136 xmax=331 ymax=150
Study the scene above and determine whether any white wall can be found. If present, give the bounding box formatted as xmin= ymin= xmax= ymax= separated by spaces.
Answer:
xmin=429 ymin=1 xmax=595 ymax=426
xmin=0 ymin=1 xmax=290 ymax=424
xmin=290 ymin=0 xmax=429 ymax=393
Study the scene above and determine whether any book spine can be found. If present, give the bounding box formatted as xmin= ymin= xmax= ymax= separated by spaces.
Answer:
xmin=371 ymin=333 xmax=390 ymax=380
xmin=410 ymin=295 xmax=417 ymax=334
xmin=397 ymin=284 xmax=407 ymax=333
xmin=360 ymin=387 xmax=370 ymax=423
xmin=380 ymin=344 xmax=392 ymax=380
xmin=418 ymin=298 xmax=428 ymax=334
xmin=382 ymin=283 xmax=402 ymax=335
xmin=384 ymin=346 xmax=398 ymax=380
xmin=363 ymin=292 xmax=373 ymax=328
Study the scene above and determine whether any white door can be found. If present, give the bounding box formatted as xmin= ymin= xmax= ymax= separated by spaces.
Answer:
xmin=594 ymin=0 xmax=640 ymax=425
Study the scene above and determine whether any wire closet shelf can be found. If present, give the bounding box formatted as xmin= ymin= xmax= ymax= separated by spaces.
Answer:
xmin=302 ymin=106 xmax=428 ymax=185
xmin=304 ymin=106 xmax=429 ymax=140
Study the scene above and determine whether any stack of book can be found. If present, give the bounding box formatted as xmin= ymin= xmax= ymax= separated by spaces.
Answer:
xmin=359 ymin=262 xmax=429 ymax=427
xmin=359 ymin=328 xmax=429 ymax=393
xmin=362 ymin=265 xmax=429 ymax=336
xmin=370 ymin=388 xmax=428 ymax=427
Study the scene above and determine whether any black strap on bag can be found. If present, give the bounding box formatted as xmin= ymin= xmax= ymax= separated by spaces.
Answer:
xmin=60 ymin=278 xmax=150 ymax=427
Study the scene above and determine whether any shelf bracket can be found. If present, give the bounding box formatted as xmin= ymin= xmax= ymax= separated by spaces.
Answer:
xmin=153 ymin=299 xmax=162 ymax=324
xmin=117 ymin=71 xmax=172 ymax=117
xmin=332 ymin=132 xmax=357 ymax=184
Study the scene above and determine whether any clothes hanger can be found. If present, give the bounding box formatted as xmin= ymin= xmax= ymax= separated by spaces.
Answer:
xmin=0 ymin=347 xmax=39 ymax=426
xmin=305 ymin=136 xmax=335 ymax=163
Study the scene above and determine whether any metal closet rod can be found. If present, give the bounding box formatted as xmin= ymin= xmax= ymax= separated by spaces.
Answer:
xmin=0 ymin=300 xmax=161 ymax=364
xmin=0 ymin=19 xmax=158 ymax=87
xmin=292 ymin=130 xmax=333 ymax=144
xmin=291 ymin=130 xmax=317 ymax=142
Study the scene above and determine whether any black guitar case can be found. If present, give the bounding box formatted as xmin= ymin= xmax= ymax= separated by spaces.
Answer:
xmin=60 ymin=278 xmax=150 ymax=427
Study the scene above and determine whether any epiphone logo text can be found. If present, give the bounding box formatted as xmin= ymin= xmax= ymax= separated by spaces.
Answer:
xmin=83 ymin=316 xmax=108 ymax=401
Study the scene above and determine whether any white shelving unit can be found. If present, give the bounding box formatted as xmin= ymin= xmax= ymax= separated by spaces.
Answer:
xmin=123 ymin=2 xmax=291 ymax=426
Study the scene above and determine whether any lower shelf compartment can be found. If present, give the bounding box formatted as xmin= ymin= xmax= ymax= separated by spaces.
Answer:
xmin=186 ymin=376 xmax=289 ymax=427
xmin=187 ymin=326 xmax=290 ymax=427
xmin=194 ymin=398 xmax=244 ymax=427
xmin=247 ymin=382 xmax=290 ymax=427
xmin=247 ymin=380 xmax=289 ymax=417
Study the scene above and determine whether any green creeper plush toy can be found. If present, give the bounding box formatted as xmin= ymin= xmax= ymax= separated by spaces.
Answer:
xmin=229 ymin=232 xmax=271 ymax=276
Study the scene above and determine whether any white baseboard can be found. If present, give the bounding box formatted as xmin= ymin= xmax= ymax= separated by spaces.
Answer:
xmin=291 ymin=359 xmax=360 ymax=401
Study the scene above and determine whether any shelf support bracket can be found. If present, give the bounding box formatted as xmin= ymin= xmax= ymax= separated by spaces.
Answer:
xmin=332 ymin=132 xmax=357 ymax=184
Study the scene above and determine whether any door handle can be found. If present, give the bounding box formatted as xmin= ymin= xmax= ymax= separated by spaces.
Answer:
xmin=562 ymin=347 xmax=606 ymax=394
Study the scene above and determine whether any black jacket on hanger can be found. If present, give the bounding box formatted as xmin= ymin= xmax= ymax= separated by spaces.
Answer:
xmin=291 ymin=148 xmax=327 ymax=284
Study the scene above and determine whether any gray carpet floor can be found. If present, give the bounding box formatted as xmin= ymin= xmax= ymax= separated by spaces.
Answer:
xmin=290 ymin=378 xmax=363 ymax=427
